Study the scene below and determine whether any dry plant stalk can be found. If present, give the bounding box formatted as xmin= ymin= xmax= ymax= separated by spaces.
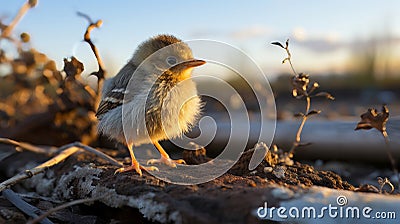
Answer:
xmin=28 ymin=197 xmax=100 ymax=224
xmin=0 ymin=0 xmax=37 ymax=43
xmin=0 ymin=139 xmax=121 ymax=223
xmin=76 ymin=12 xmax=107 ymax=116
xmin=0 ymin=141 xmax=122 ymax=192
xmin=0 ymin=146 xmax=79 ymax=192
xmin=0 ymin=137 xmax=56 ymax=155
xmin=2 ymin=189 xmax=53 ymax=224
xmin=271 ymin=39 xmax=334 ymax=155
xmin=377 ymin=177 xmax=395 ymax=194
xmin=355 ymin=105 xmax=399 ymax=192
xmin=77 ymin=12 xmax=105 ymax=91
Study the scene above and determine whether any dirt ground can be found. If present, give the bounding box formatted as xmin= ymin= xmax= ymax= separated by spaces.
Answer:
xmin=3 ymin=141 xmax=389 ymax=224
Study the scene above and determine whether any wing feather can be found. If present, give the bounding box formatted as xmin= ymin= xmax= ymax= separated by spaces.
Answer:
xmin=95 ymin=89 xmax=125 ymax=118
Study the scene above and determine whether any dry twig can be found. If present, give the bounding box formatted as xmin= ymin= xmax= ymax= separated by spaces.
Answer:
xmin=77 ymin=12 xmax=105 ymax=90
xmin=377 ymin=177 xmax=395 ymax=194
xmin=0 ymin=146 xmax=79 ymax=192
xmin=55 ymin=141 xmax=121 ymax=167
xmin=0 ymin=141 xmax=122 ymax=192
xmin=0 ymin=137 xmax=56 ymax=155
xmin=28 ymin=197 xmax=100 ymax=224
xmin=2 ymin=189 xmax=53 ymax=224
xmin=0 ymin=0 xmax=37 ymax=43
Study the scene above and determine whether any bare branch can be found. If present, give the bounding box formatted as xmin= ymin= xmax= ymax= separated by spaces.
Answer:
xmin=62 ymin=142 xmax=121 ymax=167
xmin=2 ymin=189 xmax=53 ymax=224
xmin=0 ymin=146 xmax=80 ymax=192
xmin=1 ymin=0 xmax=37 ymax=39
xmin=0 ymin=140 xmax=121 ymax=192
xmin=28 ymin=197 xmax=100 ymax=224
xmin=0 ymin=137 xmax=56 ymax=156
xmin=76 ymin=12 xmax=105 ymax=85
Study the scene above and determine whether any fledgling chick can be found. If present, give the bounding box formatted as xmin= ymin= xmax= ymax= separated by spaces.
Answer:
xmin=96 ymin=34 xmax=205 ymax=175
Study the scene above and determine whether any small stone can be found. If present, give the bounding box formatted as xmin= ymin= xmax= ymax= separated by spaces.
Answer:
xmin=249 ymin=170 xmax=257 ymax=175
xmin=264 ymin=167 xmax=273 ymax=173
xmin=273 ymin=166 xmax=286 ymax=179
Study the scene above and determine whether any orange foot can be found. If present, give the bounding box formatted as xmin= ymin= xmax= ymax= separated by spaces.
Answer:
xmin=147 ymin=157 xmax=186 ymax=168
xmin=115 ymin=164 xmax=159 ymax=176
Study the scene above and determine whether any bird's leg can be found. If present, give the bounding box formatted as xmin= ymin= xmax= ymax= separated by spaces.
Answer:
xmin=115 ymin=143 xmax=159 ymax=176
xmin=147 ymin=141 xmax=186 ymax=167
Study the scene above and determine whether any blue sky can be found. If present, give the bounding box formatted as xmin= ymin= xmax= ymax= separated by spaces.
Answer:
xmin=2 ymin=0 xmax=400 ymax=78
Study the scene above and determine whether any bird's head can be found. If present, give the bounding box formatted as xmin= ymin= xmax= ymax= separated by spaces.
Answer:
xmin=131 ymin=34 xmax=205 ymax=81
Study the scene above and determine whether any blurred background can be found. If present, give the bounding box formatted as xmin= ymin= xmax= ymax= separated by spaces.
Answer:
xmin=2 ymin=0 xmax=400 ymax=115
xmin=1 ymin=0 xmax=400 ymax=166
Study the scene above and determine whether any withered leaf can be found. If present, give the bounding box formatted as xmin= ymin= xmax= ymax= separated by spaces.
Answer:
xmin=294 ymin=112 xmax=304 ymax=118
xmin=315 ymin=92 xmax=335 ymax=100
xmin=355 ymin=105 xmax=389 ymax=133
xmin=307 ymin=110 xmax=321 ymax=116
xmin=271 ymin=41 xmax=285 ymax=49
xmin=63 ymin=57 xmax=84 ymax=78
xmin=282 ymin=58 xmax=289 ymax=64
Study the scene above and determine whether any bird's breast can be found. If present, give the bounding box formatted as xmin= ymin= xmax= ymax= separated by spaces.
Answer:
xmin=146 ymin=79 xmax=202 ymax=140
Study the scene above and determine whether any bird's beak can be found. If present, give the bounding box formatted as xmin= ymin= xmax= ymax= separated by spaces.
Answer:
xmin=170 ymin=59 xmax=205 ymax=81
xmin=171 ymin=59 xmax=206 ymax=71
xmin=180 ymin=59 xmax=206 ymax=68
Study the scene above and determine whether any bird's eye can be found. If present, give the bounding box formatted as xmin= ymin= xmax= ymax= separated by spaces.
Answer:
xmin=166 ymin=56 xmax=177 ymax=65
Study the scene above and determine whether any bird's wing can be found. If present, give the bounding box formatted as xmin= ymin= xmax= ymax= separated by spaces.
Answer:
xmin=95 ymin=87 xmax=126 ymax=118
xmin=96 ymin=63 xmax=137 ymax=118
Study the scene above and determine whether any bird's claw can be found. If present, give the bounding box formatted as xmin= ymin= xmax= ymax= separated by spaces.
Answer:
xmin=114 ymin=164 xmax=159 ymax=176
xmin=147 ymin=157 xmax=186 ymax=168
